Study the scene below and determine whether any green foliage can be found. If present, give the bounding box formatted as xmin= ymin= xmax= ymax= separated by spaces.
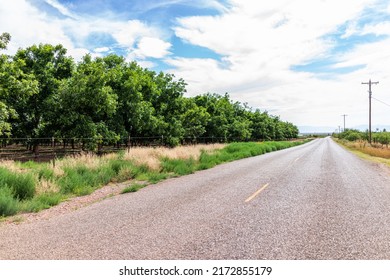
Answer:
xmin=0 ymin=187 xmax=18 ymax=217
xmin=0 ymin=101 xmax=14 ymax=136
xmin=0 ymin=167 xmax=36 ymax=200
xmin=334 ymin=129 xmax=390 ymax=147
xmin=0 ymin=32 xmax=11 ymax=50
xmin=193 ymin=93 xmax=298 ymax=142
xmin=10 ymin=43 xmax=73 ymax=139
xmin=373 ymin=132 xmax=390 ymax=146
xmin=335 ymin=129 xmax=361 ymax=141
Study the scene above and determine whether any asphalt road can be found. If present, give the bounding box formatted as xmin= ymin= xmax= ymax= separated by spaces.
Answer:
xmin=2 ymin=137 xmax=390 ymax=259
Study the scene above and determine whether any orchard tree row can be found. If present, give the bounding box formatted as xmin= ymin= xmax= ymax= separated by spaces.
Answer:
xmin=0 ymin=33 xmax=298 ymax=147
xmin=335 ymin=128 xmax=390 ymax=146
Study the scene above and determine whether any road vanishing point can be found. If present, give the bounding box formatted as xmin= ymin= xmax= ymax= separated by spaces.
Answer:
xmin=2 ymin=137 xmax=390 ymax=259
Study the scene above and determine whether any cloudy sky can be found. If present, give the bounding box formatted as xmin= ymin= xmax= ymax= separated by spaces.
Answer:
xmin=1 ymin=0 xmax=390 ymax=132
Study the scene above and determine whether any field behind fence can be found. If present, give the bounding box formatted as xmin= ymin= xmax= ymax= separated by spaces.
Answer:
xmin=0 ymin=136 xmax=234 ymax=162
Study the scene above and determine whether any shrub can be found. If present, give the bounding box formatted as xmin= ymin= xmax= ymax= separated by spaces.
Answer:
xmin=59 ymin=164 xmax=114 ymax=195
xmin=0 ymin=187 xmax=19 ymax=217
xmin=345 ymin=132 xmax=361 ymax=142
xmin=198 ymin=151 xmax=219 ymax=170
xmin=22 ymin=192 xmax=62 ymax=212
xmin=0 ymin=168 xmax=36 ymax=200
xmin=109 ymin=159 xmax=127 ymax=175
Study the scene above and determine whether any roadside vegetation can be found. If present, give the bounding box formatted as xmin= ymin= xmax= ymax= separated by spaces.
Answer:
xmin=334 ymin=129 xmax=390 ymax=160
xmin=0 ymin=141 xmax=308 ymax=217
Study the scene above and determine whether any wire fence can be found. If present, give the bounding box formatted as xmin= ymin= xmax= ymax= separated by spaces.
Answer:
xmin=0 ymin=136 xmax=233 ymax=162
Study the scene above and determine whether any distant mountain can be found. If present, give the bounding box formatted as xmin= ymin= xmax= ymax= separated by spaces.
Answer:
xmin=352 ymin=124 xmax=390 ymax=132
xmin=298 ymin=126 xmax=336 ymax=134
xmin=298 ymin=124 xmax=390 ymax=134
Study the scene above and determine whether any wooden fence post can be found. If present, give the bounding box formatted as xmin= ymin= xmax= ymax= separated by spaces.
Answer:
xmin=52 ymin=137 xmax=56 ymax=167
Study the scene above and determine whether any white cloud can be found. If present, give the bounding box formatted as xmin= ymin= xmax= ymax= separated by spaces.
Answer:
xmin=136 ymin=60 xmax=157 ymax=69
xmin=111 ymin=20 xmax=160 ymax=49
xmin=44 ymin=0 xmax=76 ymax=18
xmin=0 ymin=0 xmax=72 ymax=52
xmin=0 ymin=0 xmax=171 ymax=62
xmin=361 ymin=22 xmax=390 ymax=36
xmin=170 ymin=0 xmax=387 ymax=128
xmin=94 ymin=47 xmax=110 ymax=53
xmin=131 ymin=37 xmax=172 ymax=59
xmin=136 ymin=0 xmax=229 ymax=14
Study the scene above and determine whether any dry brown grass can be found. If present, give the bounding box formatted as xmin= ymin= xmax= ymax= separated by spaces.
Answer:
xmin=0 ymin=160 xmax=23 ymax=173
xmin=124 ymin=144 xmax=226 ymax=170
xmin=35 ymin=179 xmax=61 ymax=195
xmin=0 ymin=144 xmax=226 ymax=194
xmin=54 ymin=152 xmax=104 ymax=176
xmin=340 ymin=140 xmax=390 ymax=159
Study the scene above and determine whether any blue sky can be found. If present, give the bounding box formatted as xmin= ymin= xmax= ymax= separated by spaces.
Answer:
xmin=1 ymin=0 xmax=390 ymax=131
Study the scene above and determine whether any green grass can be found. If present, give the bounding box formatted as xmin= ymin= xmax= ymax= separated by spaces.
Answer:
xmin=0 ymin=187 xmax=19 ymax=217
xmin=58 ymin=164 xmax=115 ymax=195
xmin=160 ymin=141 xmax=308 ymax=176
xmin=111 ymin=161 xmax=150 ymax=182
xmin=0 ymin=140 xmax=309 ymax=217
xmin=160 ymin=157 xmax=197 ymax=176
xmin=21 ymin=192 xmax=63 ymax=213
xmin=121 ymin=183 xmax=147 ymax=194
xmin=0 ymin=167 xmax=36 ymax=200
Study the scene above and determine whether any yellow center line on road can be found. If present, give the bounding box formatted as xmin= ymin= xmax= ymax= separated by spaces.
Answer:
xmin=245 ymin=183 xmax=270 ymax=203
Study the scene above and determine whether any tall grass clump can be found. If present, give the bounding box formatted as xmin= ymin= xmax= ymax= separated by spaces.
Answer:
xmin=0 ymin=167 xmax=36 ymax=200
xmin=0 ymin=187 xmax=19 ymax=217
xmin=160 ymin=157 xmax=197 ymax=176
xmin=21 ymin=192 xmax=62 ymax=213
xmin=58 ymin=164 xmax=115 ymax=196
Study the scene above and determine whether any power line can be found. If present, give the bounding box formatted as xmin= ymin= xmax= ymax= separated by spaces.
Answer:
xmin=372 ymin=96 xmax=390 ymax=108
xmin=362 ymin=79 xmax=379 ymax=144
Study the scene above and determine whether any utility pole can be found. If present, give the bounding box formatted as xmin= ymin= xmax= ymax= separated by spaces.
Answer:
xmin=362 ymin=79 xmax=379 ymax=144
xmin=341 ymin=114 xmax=347 ymax=132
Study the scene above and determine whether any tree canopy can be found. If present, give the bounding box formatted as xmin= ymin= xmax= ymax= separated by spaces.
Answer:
xmin=0 ymin=33 xmax=299 ymax=146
